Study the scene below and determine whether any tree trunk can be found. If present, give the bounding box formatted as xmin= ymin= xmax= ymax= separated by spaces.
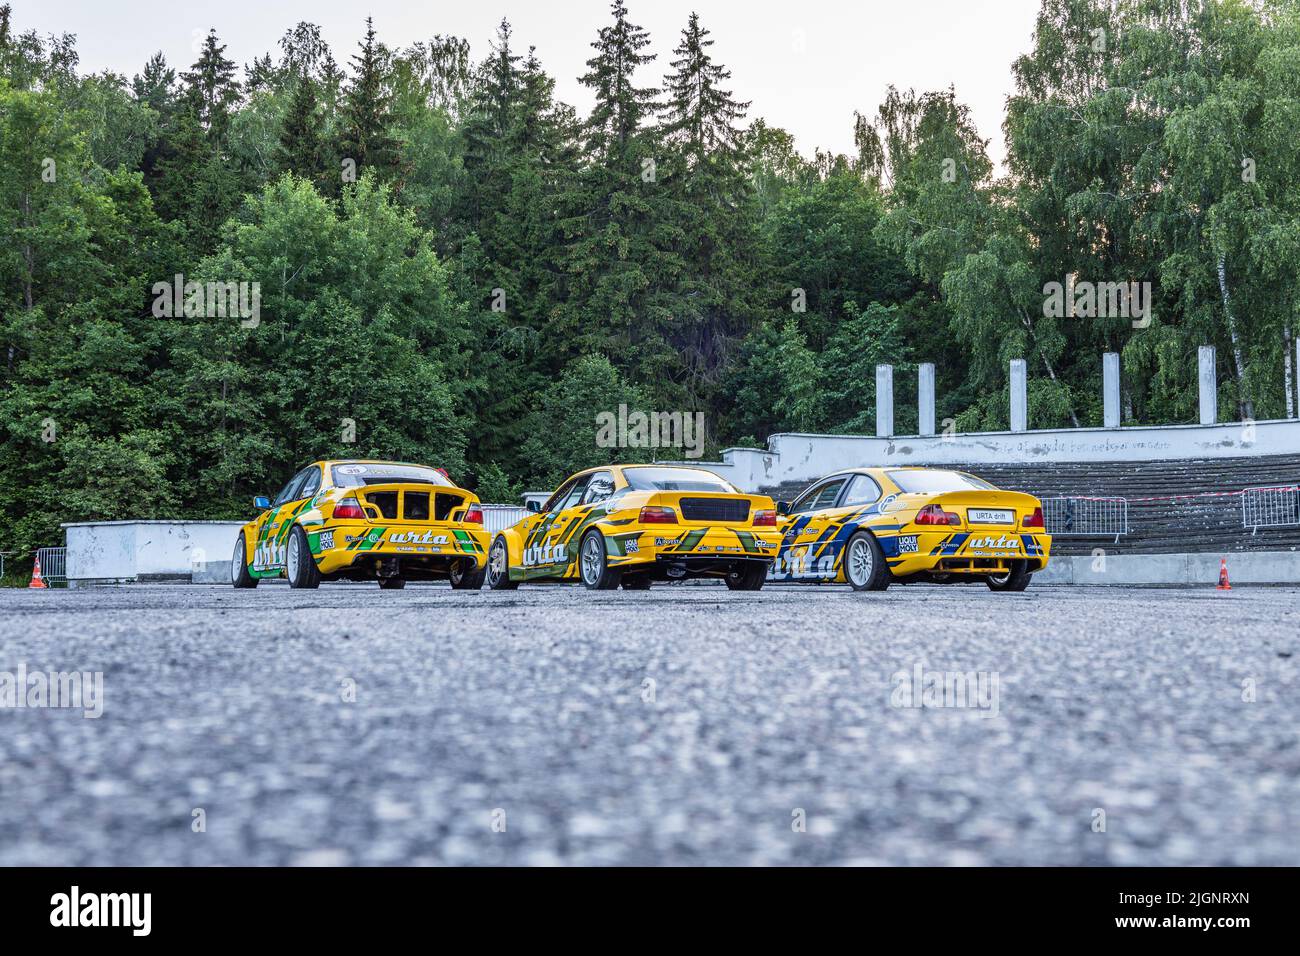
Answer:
xmin=1216 ymin=252 xmax=1254 ymax=419
xmin=1285 ymin=323 xmax=1295 ymax=419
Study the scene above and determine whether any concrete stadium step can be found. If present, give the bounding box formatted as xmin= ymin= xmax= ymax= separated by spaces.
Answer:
xmin=759 ymin=455 xmax=1300 ymax=556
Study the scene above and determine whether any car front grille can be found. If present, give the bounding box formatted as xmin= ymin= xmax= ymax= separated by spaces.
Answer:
xmin=679 ymin=497 xmax=750 ymax=523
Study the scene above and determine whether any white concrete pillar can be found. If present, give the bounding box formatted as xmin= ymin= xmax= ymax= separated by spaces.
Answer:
xmin=1198 ymin=345 xmax=1217 ymax=425
xmin=1010 ymin=359 xmax=1028 ymax=433
xmin=876 ymin=364 xmax=894 ymax=438
xmin=918 ymin=363 xmax=936 ymax=437
xmin=1103 ymin=352 xmax=1121 ymax=429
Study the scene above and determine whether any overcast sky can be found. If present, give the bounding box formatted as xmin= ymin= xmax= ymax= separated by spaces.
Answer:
xmin=28 ymin=0 xmax=1042 ymax=169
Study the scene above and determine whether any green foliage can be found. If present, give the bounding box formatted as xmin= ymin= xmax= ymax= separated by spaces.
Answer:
xmin=3 ymin=1 xmax=1300 ymax=561
xmin=517 ymin=353 xmax=647 ymax=488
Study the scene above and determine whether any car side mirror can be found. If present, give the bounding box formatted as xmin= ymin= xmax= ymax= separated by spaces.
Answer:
xmin=526 ymin=500 xmax=542 ymax=514
xmin=254 ymin=495 xmax=271 ymax=510
xmin=776 ymin=501 xmax=791 ymax=516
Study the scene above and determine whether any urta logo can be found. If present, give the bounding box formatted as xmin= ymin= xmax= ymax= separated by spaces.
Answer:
xmin=522 ymin=542 xmax=567 ymax=567
xmin=389 ymin=531 xmax=447 ymax=545
xmin=968 ymin=534 xmax=1020 ymax=551
xmin=50 ymin=886 xmax=151 ymax=936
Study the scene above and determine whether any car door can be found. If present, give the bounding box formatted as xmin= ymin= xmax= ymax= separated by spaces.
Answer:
xmin=781 ymin=477 xmax=849 ymax=579
xmin=254 ymin=468 xmax=312 ymax=571
xmin=540 ymin=473 xmax=595 ymax=578
xmin=516 ymin=475 xmax=582 ymax=577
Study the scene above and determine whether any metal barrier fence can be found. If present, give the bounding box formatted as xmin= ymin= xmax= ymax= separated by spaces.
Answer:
xmin=1041 ymin=497 xmax=1129 ymax=543
xmin=36 ymin=546 xmax=68 ymax=584
xmin=479 ymin=505 xmax=529 ymax=536
xmin=1241 ymin=485 xmax=1300 ymax=533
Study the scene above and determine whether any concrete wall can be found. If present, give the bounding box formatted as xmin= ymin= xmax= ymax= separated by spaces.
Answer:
xmin=63 ymin=521 xmax=245 ymax=584
xmin=1035 ymin=551 xmax=1300 ymax=586
xmin=674 ymin=419 xmax=1300 ymax=492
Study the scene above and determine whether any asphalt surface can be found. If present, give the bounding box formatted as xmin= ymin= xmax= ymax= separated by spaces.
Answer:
xmin=1 ymin=582 xmax=1297 ymax=866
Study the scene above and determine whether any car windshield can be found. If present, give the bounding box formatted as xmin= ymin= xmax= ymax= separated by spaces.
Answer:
xmin=330 ymin=463 xmax=454 ymax=488
xmin=887 ymin=470 xmax=995 ymax=494
xmin=623 ymin=467 xmax=737 ymax=493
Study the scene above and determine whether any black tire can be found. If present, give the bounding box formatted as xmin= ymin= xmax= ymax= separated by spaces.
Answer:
xmin=986 ymin=561 xmax=1032 ymax=592
xmin=450 ymin=557 xmax=486 ymax=590
xmin=621 ymin=573 xmax=652 ymax=590
xmin=378 ymin=576 xmax=406 ymax=590
xmin=285 ymin=525 xmax=322 ymax=589
xmin=578 ymin=530 xmax=620 ymax=590
xmin=484 ymin=536 xmax=519 ymax=590
xmin=724 ymin=562 xmax=768 ymax=591
xmin=843 ymin=531 xmax=890 ymax=592
xmin=231 ymin=532 xmax=258 ymax=589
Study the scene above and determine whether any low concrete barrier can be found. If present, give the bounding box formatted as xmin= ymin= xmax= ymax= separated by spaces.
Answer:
xmin=1035 ymin=551 xmax=1300 ymax=586
xmin=62 ymin=520 xmax=245 ymax=585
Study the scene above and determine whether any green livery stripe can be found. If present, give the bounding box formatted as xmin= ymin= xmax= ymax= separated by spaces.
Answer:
xmin=452 ymin=530 xmax=482 ymax=554
xmin=671 ymin=529 xmax=708 ymax=553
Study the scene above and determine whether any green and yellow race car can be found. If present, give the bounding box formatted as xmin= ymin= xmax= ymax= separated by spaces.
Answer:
xmin=485 ymin=465 xmax=782 ymax=591
xmin=770 ymin=467 xmax=1051 ymax=592
xmin=231 ymin=460 xmax=490 ymax=590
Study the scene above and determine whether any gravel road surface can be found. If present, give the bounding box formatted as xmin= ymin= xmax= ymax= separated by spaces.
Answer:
xmin=1 ymin=582 xmax=1296 ymax=865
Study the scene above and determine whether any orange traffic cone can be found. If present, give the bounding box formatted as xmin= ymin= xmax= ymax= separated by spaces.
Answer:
xmin=1216 ymin=557 xmax=1231 ymax=591
xmin=28 ymin=553 xmax=47 ymax=589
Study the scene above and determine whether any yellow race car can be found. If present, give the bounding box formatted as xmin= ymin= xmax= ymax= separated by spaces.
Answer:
xmin=485 ymin=465 xmax=782 ymax=590
xmin=231 ymin=460 xmax=490 ymax=590
xmin=771 ymin=467 xmax=1051 ymax=592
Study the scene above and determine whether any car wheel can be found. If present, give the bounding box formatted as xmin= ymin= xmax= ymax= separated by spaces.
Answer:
xmin=844 ymin=531 xmax=890 ymax=592
xmin=724 ymin=562 xmax=767 ymax=591
xmin=987 ymin=561 xmax=1031 ymax=592
xmin=621 ymin=573 xmax=652 ymax=590
xmin=450 ymin=557 xmax=486 ymax=590
xmin=484 ymin=537 xmax=519 ymax=590
xmin=231 ymin=532 xmax=258 ymax=589
xmin=378 ymin=576 xmax=406 ymax=590
xmin=286 ymin=526 xmax=322 ymax=589
xmin=579 ymin=530 xmax=620 ymax=590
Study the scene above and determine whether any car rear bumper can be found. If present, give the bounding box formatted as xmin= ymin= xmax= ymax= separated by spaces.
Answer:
xmin=310 ymin=521 xmax=489 ymax=575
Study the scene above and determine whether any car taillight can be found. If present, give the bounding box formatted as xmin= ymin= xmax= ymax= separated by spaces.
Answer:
xmin=639 ymin=506 xmax=678 ymax=524
xmin=464 ymin=505 xmax=484 ymax=524
xmin=753 ymin=509 xmax=777 ymax=527
xmin=1022 ymin=506 xmax=1044 ymax=529
xmin=915 ymin=503 xmax=961 ymax=526
xmin=333 ymin=498 xmax=365 ymax=520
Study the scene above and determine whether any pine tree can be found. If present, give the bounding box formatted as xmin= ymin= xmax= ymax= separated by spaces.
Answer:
xmin=338 ymin=18 xmax=401 ymax=185
xmin=658 ymin=12 xmax=759 ymax=408
xmin=181 ymin=29 xmax=240 ymax=141
xmin=581 ymin=0 xmax=658 ymax=165
xmin=278 ymin=75 xmax=326 ymax=186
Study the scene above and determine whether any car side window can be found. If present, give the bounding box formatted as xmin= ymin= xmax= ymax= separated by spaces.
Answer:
xmin=272 ymin=469 xmax=309 ymax=507
xmin=582 ymin=472 xmax=615 ymax=505
xmin=558 ymin=475 xmax=591 ymax=512
xmin=841 ymin=474 xmax=882 ymax=507
xmin=542 ymin=478 xmax=577 ymax=514
xmin=298 ymin=466 xmax=322 ymax=501
xmin=793 ymin=479 xmax=846 ymax=514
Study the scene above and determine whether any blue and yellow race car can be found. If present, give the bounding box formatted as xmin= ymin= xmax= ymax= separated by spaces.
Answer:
xmin=231 ymin=460 xmax=490 ymax=590
xmin=770 ymin=467 xmax=1050 ymax=591
xmin=485 ymin=465 xmax=782 ymax=590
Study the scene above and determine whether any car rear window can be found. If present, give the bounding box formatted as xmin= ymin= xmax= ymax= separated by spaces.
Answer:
xmin=331 ymin=463 xmax=454 ymax=488
xmin=623 ymin=467 xmax=737 ymax=493
xmin=887 ymin=470 xmax=995 ymax=494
